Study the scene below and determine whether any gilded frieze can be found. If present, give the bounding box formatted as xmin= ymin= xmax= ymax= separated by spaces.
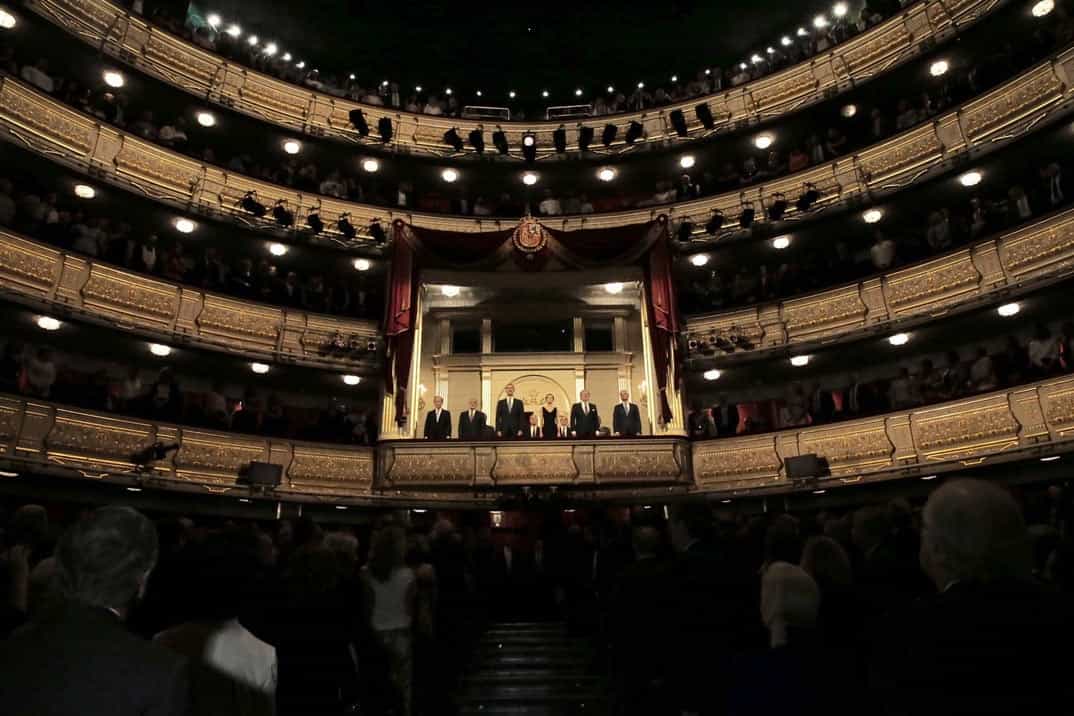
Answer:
xmin=1003 ymin=222 xmax=1074 ymax=276
xmin=492 ymin=448 xmax=579 ymax=484
xmin=47 ymin=413 xmax=152 ymax=459
xmin=913 ymin=403 xmax=1019 ymax=458
xmin=594 ymin=444 xmax=683 ymax=482
xmin=197 ymin=298 xmax=280 ymax=341
xmin=290 ymin=448 xmax=374 ymax=487
xmin=0 ymin=236 xmax=60 ymax=292
xmin=693 ymin=441 xmax=781 ymax=485
xmin=885 ymin=259 xmax=979 ymax=314
xmin=962 ymin=70 xmax=1064 ymax=140
xmin=385 ymin=452 xmax=475 ymax=484
xmin=798 ymin=424 xmax=894 ymax=473
xmin=82 ymin=268 xmax=177 ymax=320
xmin=174 ymin=434 xmax=265 ymax=476
xmin=782 ymin=289 xmax=865 ymax=335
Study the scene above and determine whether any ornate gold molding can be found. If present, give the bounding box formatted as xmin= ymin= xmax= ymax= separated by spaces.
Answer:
xmin=692 ymin=375 xmax=1074 ymax=493
xmin=0 ymin=228 xmax=381 ymax=370
xmin=1 ymin=47 xmax=1069 ymax=237
xmin=686 ymin=209 xmax=1074 ymax=356
xmin=27 ymin=0 xmax=1000 ymax=158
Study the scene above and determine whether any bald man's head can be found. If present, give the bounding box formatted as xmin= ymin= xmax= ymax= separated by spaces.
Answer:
xmin=920 ymin=479 xmax=1031 ymax=590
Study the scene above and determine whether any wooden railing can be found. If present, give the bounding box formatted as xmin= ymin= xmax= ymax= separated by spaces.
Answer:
xmin=0 ymin=228 xmax=382 ymax=370
xmin=685 ymin=208 xmax=1074 ymax=357
xmin=27 ymin=0 xmax=1002 ymax=158
xmin=1 ymin=47 xmax=1070 ymax=237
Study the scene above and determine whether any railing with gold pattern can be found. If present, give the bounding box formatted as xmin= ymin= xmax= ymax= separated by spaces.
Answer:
xmin=0 ymin=393 xmax=376 ymax=500
xmin=0 ymin=227 xmax=382 ymax=370
xmin=1 ymin=46 xmax=1071 ymax=237
xmin=693 ymin=374 xmax=1074 ymax=494
xmin=26 ymin=0 xmax=1002 ymax=158
xmin=377 ymin=437 xmax=692 ymax=489
xmin=685 ymin=207 xmax=1074 ymax=357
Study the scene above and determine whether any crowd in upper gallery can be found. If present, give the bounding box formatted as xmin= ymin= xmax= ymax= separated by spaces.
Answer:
xmin=138 ymin=0 xmax=904 ymax=119
xmin=1 ymin=1 xmax=1069 ymax=221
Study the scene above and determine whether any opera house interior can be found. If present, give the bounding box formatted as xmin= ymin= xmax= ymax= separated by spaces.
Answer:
xmin=3 ymin=0 xmax=1074 ymax=713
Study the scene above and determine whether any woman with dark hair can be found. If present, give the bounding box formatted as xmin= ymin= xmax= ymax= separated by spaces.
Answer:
xmin=363 ymin=525 xmax=416 ymax=716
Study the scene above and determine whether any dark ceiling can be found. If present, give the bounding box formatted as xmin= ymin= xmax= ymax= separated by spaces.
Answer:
xmin=202 ymin=0 xmax=812 ymax=100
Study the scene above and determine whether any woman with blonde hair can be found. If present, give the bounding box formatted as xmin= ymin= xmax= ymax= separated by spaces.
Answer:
xmin=362 ymin=524 xmax=416 ymax=715
xmin=540 ymin=393 xmax=558 ymax=439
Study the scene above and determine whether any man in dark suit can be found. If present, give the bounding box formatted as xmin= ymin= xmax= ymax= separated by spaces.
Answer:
xmin=554 ymin=414 xmax=572 ymax=438
xmin=570 ymin=389 xmax=601 ymax=437
xmin=423 ymin=395 xmax=451 ymax=440
xmin=457 ymin=398 xmax=486 ymax=440
xmin=495 ymin=383 xmax=525 ymax=437
xmin=712 ymin=395 xmax=738 ymax=436
xmin=612 ymin=390 xmax=643 ymax=437
xmin=0 ymin=506 xmax=190 ymax=716
xmin=523 ymin=413 xmax=543 ymax=439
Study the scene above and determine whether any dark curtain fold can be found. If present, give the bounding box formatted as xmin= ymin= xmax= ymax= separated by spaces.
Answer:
xmin=643 ymin=220 xmax=680 ymax=425
xmin=384 ymin=222 xmax=418 ymax=426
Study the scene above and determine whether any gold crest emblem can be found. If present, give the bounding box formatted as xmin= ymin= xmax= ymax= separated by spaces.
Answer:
xmin=511 ymin=216 xmax=549 ymax=254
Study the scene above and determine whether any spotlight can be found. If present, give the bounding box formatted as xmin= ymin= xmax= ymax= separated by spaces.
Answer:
xmin=74 ymin=184 xmax=96 ymax=199
xmin=441 ymin=168 xmax=459 ymax=183
xmin=767 ymin=193 xmax=788 ymax=221
xmin=637 ymin=82 xmax=644 ymax=89
xmin=553 ymin=126 xmax=567 ymax=153
xmin=690 ymin=254 xmax=709 ymax=267
xmin=272 ymin=201 xmax=294 ymax=227
xmin=36 ymin=316 xmax=61 ymax=331
xmin=781 ymin=35 xmax=792 ymax=46
xmin=753 ymin=133 xmax=774 ymax=150
xmin=264 ymin=42 xmax=277 ymax=56
xmin=444 ymin=128 xmax=464 ymax=152
xmin=362 ymin=158 xmax=379 ymax=173
xmin=239 ymin=191 xmax=266 ymax=217
xmin=669 ymin=109 xmax=688 ymax=137
xmin=206 ymin=13 xmax=221 ymax=27
xmin=149 ymin=343 xmax=172 ymax=357
xmin=813 ymin=14 xmax=829 ymax=28
xmin=284 ymin=54 xmax=293 ymax=62
xmin=1033 ymin=0 xmax=1055 ymax=17
xmin=679 ymin=155 xmax=696 ymax=169
xmin=282 ymin=139 xmax=301 ymax=154
xmin=997 ymin=302 xmax=1020 ymax=317
xmin=696 ymin=103 xmax=715 ymax=130
xmin=174 ymin=218 xmax=196 ymax=234
xmin=797 ymin=26 xmax=808 ymax=36
xmin=863 ymin=208 xmax=883 ymax=224
xmin=704 ymin=369 xmax=721 ymax=381
xmin=492 ymin=129 xmax=509 ymax=154
xmin=751 ymin=54 xmax=764 ymax=64
xmin=738 ymin=202 xmax=755 ymax=228
xmin=349 ymin=108 xmax=369 ymax=136
xmin=670 ymin=75 xmax=678 ymax=82
xmin=542 ymin=90 xmax=549 ymax=98
xmin=354 ymin=258 xmax=371 ymax=271
xmin=833 ymin=2 xmax=848 ymax=18
xmin=295 ymin=61 xmax=305 ymax=69
xmin=469 ymin=128 xmax=485 ymax=153
xmin=625 ymin=121 xmax=644 ymax=144
xmin=476 ymin=90 xmax=483 ymax=97
xmin=796 ymin=184 xmax=821 ymax=211
xmin=705 ymin=210 xmax=725 ymax=234
xmin=522 ymin=132 xmax=537 ymax=162
xmin=597 ymin=168 xmax=617 ymax=182
xmin=342 ymin=375 xmax=361 ymax=386
xmin=790 ymin=355 xmax=810 ymax=367
xmin=522 ymin=172 xmax=539 ymax=186
xmin=578 ymin=125 xmax=594 ymax=152
xmin=196 ymin=111 xmax=216 ymax=127
xmin=337 ymin=213 xmax=356 ymax=239
xmin=306 ymin=210 xmax=324 ymax=234
xmin=247 ymin=34 xmax=258 ymax=46
xmin=251 ymin=362 xmax=270 ymax=374
xmin=772 ymin=236 xmax=791 ymax=250
xmin=369 ymin=220 xmax=387 ymax=244
xmin=445 ymin=88 xmax=453 ymax=95
xmin=377 ymin=117 xmax=393 ymax=143
xmin=959 ymin=170 xmax=982 ymax=187
xmin=268 ymin=242 xmax=288 ymax=256
xmin=103 ymin=70 xmax=125 ymax=88
xmin=888 ymin=333 xmax=910 ymax=346
xmin=607 ymin=85 xmax=615 ymax=93
xmin=575 ymin=88 xmax=583 ymax=97
xmin=602 ymin=124 xmax=618 ymax=147
xmin=509 ymin=90 xmax=517 ymax=99
xmin=929 ymin=59 xmax=949 ymax=77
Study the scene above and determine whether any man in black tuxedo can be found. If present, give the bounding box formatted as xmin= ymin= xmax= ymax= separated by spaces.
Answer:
xmin=554 ymin=414 xmax=572 ymax=438
xmin=570 ymin=389 xmax=601 ymax=437
xmin=0 ymin=506 xmax=190 ymax=716
xmin=495 ymin=383 xmax=525 ymax=437
xmin=423 ymin=395 xmax=451 ymax=440
xmin=458 ymin=398 xmax=486 ymax=440
xmin=523 ymin=413 xmax=543 ymax=439
xmin=612 ymin=389 xmax=643 ymax=437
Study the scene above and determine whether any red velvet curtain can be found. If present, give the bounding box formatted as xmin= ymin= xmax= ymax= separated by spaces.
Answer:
xmin=383 ymin=222 xmax=417 ymax=427
xmin=644 ymin=220 xmax=680 ymax=425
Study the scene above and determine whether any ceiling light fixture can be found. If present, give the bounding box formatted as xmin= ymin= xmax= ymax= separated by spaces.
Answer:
xmin=833 ymin=2 xmax=848 ymax=17
xmin=354 ymin=258 xmax=371 ymax=271
xmin=268 ymin=242 xmax=288 ymax=256
xmin=841 ymin=104 xmax=857 ymax=118
xmin=888 ymin=333 xmax=910 ymax=346
xmin=441 ymin=285 xmax=461 ymax=298
xmin=929 ymin=59 xmax=949 ymax=77
xmin=36 ymin=316 xmax=61 ymax=331
xmin=362 ymin=158 xmax=380 ymax=173
xmin=790 ymin=355 xmax=810 ymax=367
xmin=282 ymin=139 xmax=301 ymax=154
xmin=703 ymin=369 xmax=721 ymax=381
xmin=102 ymin=70 xmax=125 ymax=88
xmin=959 ymin=170 xmax=982 ymax=187
xmin=522 ymin=171 xmax=538 ymax=186
xmin=148 ymin=343 xmax=172 ymax=357
xmin=264 ymin=42 xmax=277 ymax=56
xmin=1032 ymin=0 xmax=1055 ymax=17
xmin=196 ymin=111 xmax=216 ymax=127
xmin=251 ymin=362 xmax=270 ymax=374
xmin=597 ymin=168 xmax=617 ymax=182
xmin=604 ymin=282 xmax=625 ymax=294
xmin=772 ymin=236 xmax=791 ymax=250
xmin=753 ymin=133 xmax=774 ymax=149
xmin=74 ymin=184 xmax=96 ymax=199
xmin=679 ymin=155 xmax=696 ymax=169
xmin=813 ymin=14 xmax=829 ymax=28
xmin=1041 ymin=455 xmax=1061 ymax=462
xmin=997 ymin=302 xmax=1020 ymax=317
xmin=174 ymin=218 xmax=196 ymax=234
xmin=780 ymin=35 xmax=792 ymax=46
xmin=342 ymin=374 xmax=361 ymax=386
xmin=441 ymin=168 xmax=459 ymax=183
xmin=247 ymin=34 xmax=259 ymax=46
xmin=689 ymin=254 xmax=709 ymax=267
xmin=0 ymin=8 xmax=17 ymax=29
xmin=225 ymin=23 xmax=241 ymax=37
xmin=863 ymin=208 xmax=884 ymax=224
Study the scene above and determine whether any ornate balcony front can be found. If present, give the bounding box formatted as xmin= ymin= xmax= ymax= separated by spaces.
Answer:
xmin=0 ymin=228 xmax=381 ymax=370
xmin=27 ymin=0 xmax=1000 ymax=157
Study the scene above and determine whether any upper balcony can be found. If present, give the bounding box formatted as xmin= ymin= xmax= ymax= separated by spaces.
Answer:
xmin=24 ymin=0 xmax=1002 ymax=159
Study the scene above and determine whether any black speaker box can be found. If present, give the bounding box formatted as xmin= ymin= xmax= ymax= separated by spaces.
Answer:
xmin=786 ymin=454 xmax=823 ymax=479
xmin=243 ymin=461 xmax=282 ymax=488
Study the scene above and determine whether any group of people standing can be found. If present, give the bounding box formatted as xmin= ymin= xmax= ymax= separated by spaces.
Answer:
xmin=423 ymin=383 xmax=644 ymax=440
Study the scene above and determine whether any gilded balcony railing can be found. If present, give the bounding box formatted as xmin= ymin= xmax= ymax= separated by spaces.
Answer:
xmin=0 ymin=48 xmax=1070 ymax=237
xmin=0 ymin=228 xmax=382 ymax=370
xmin=26 ymin=0 xmax=1002 ymax=158
xmin=684 ymin=207 xmax=1074 ymax=357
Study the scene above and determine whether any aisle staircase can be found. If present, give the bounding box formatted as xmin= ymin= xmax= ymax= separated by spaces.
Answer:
xmin=456 ymin=621 xmax=607 ymax=715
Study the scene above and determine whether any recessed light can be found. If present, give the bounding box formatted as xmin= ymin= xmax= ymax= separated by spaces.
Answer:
xmin=753 ymin=133 xmax=774 ymax=150
xmin=780 ymin=35 xmax=792 ymax=46
xmin=606 ymin=85 xmax=615 ymax=93
xmin=441 ymin=168 xmax=459 ymax=183
xmin=335 ymin=505 xmax=349 ymax=510
xmin=126 ymin=486 xmax=142 ymax=492
xmin=251 ymin=362 xmax=270 ymax=374
xmin=1032 ymin=0 xmax=1054 ymax=17
xmin=0 ymin=8 xmax=17 ymax=29
xmin=575 ymin=88 xmax=583 ymax=96
xmin=841 ymin=104 xmax=857 ymax=118
xmin=74 ymin=184 xmax=96 ymax=199
xmin=362 ymin=158 xmax=380 ymax=173
xmin=750 ymin=54 xmax=764 ymax=64
xmin=283 ymin=53 xmax=293 ymax=62
xmin=295 ymin=61 xmax=305 ymax=69
xmin=888 ymin=333 xmax=910 ymax=346
xmin=247 ymin=34 xmax=259 ymax=46
xmin=282 ymin=139 xmax=301 ymax=155
xmin=813 ymin=14 xmax=829 ymax=28
xmin=268 ymin=242 xmax=288 ymax=257
xmin=263 ymin=42 xmax=278 ymax=56
xmin=509 ymin=90 xmax=517 ymax=98
xmin=959 ymin=170 xmax=982 ymax=187
xmin=679 ymin=155 xmax=696 ymax=169
xmin=833 ymin=2 xmax=848 ymax=18
xmin=0 ymin=470 xmax=18 ymax=477
xmin=772 ymin=236 xmax=791 ymax=250
xmin=342 ymin=374 xmax=361 ymax=386
xmin=225 ymin=24 xmax=241 ymax=37
xmin=797 ymin=27 xmax=808 ymax=36
xmin=997 ymin=302 xmax=1020 ymax=317
xmin=929 ymin=59 xmax=950 ymax=77
xmin=148 ymin=343 xmax=172 ymax=357
xmin=604 ymin=282 xmax=625 ymax=294
xmin=703 ymin=369 xmax=721 ymax=381
xmin=921 ymin=474 xmax=938 ymax=481
xmin=102 ymin=70 xmax=125 ymax=88
xmin=441 ymin=285 xmax=461 ymax=298
xmin=689 ymin=254 xmax=710 ymax=267
xmin=522 ymin=172 xmax=539 ymax=186
xmin=597 ymin=168 xmax=617 ymax=182
xmin=790 ymin=355 xmax=810 ymax=367
xmin=412 ymin=508 xmax=428 ymax=513
xmin=863 ymin=208 xmax=884 ymax=224
xmin=239 ymin=497 xmax=251 ymax=503
xmin=541 ymin=90 xmax=549 ymax=98
xmin=637 ymin=82 xmax=645 ymax=89
xmin=1041 ymin=455 xmax=1061 ymax=462
xmin=354 ymin=258 xmax=371 ymax=271
xmin=36 ymin=316 xmax=61 ymax=331
xmin=174 ymin=218 xmax=196 ymax=234
xmin=195 ymin=111 xmax=216 ymax=127
xmin=812 ymin=489 xmax=826 ymax=495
